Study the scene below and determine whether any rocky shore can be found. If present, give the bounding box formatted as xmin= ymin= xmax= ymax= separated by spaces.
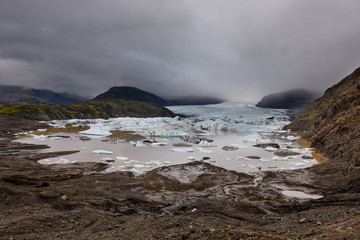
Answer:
xmin=1 ymin=114 xmax=360 ymax=239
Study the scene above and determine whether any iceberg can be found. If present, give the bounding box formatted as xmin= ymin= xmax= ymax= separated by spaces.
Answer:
xmin=265 ymin=146 xmax=278 ymax=152
xmin=197 ymin=148 xmax=214 ymax=154
xmin=171 ymin=148 xmax=194 ymax=152
xmin=130 ymin=141 xmax=145 ymax=148
xmin=289 ymin=162 xmax=305 ymax=166
xmin=151 ymin=142 xmax=168 ymax=147
xmin=287 ymin=136 xmax=300 ymax=141
xmin=116 ymin=156 xmax=128 ymax=161
xmin=79 ymin=127 xmax=111 ymax=136
xmin=134 ymin=164 xmax=145 ymax=168
xmin=33 ymin=135 xmax=46 ymax=140
xmin=199 ymin=140 xmax=216 ymax=147
xmin=229 ymin=144 xmax=248 ymax=149
xmin=92 ymin=150 xmax=113 ymax=155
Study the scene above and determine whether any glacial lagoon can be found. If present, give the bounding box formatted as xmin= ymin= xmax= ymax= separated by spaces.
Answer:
xmin=14 ymin=102 xmax=319 ymax=175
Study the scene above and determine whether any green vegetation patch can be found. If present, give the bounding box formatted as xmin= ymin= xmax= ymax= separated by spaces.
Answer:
xmin=0 ymin=102 xmax=29 ymax=113
xmin=299 ymin=112 xmax=317 ymax=121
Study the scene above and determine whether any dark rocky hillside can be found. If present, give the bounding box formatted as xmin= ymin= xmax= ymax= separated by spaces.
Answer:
xmin=286 ymin=67 xmax=360 ymax=192
xmin=0 ymin=85 xmax=87 ymax=105
xmin=256 ymin=89 xmax=319 ymax=109
xmin=0 ymin=99 xmax=175 ymax=121
xmin=94 ymin=86 xmax=167 ymax=105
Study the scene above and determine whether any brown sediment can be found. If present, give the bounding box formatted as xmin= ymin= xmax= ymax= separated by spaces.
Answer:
xmin=297 ymin=138 xmax=328 ymax=163
xmin=32 ymin=124 xmax=89 ymax=135
xmin=107 ymin=130 xmax=145 ymax=141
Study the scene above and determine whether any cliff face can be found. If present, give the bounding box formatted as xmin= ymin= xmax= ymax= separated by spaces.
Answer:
xmin=0 ymin=99 xmax=176 ymax=121
xmin=286 ymin=67 xmax=360 ymax=191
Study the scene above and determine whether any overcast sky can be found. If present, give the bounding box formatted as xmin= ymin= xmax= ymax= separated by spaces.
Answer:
xmin=0 ymin=0 xmax=360 ymax=101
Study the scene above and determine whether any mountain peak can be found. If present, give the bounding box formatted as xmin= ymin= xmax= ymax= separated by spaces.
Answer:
xmin=93 ymin=86 xmax=166 ymax=105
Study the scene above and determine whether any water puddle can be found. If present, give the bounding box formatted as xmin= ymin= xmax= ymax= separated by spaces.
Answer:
xmin=281 ymin=190 xmax=324 ymax=199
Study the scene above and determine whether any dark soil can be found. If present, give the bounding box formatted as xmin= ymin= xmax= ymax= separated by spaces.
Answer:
xmin=1 ymin=115 xmax=360 ymax=239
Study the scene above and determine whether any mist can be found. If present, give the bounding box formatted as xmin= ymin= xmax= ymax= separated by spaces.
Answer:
xmin=0 ymin=0 xmax=360 ymax=101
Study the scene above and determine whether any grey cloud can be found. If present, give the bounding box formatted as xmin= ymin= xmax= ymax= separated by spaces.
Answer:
xmin=0 ymin=0 xmax=360 ymax=101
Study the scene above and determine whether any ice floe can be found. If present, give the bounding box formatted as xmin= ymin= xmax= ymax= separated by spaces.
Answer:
xmin=265 ymin=146 xmax=278 ymax=152
xmin=92 ymin=150 xmax=113 ymax=155
xmin=171 ymin=147 xmax=194 ymax=153
xmin=151 ymin=142 xmax=167 ymax=147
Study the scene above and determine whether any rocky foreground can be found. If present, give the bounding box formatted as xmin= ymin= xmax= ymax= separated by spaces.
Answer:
xmin=0 ymin=113 xmax=360 ymax=239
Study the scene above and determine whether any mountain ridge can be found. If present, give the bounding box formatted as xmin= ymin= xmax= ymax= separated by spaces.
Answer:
xmin=0 ymin=84 xmax=87 ymax=105
xmin=256 ymin=89 xmax=320 ymax=109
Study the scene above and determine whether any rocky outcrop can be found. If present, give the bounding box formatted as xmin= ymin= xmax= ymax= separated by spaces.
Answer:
xmin=256 ymin=89 xmax=319 ymax=109
xmin=0 ymin=99 xmax=176 ymax=121
xmin=286 ymin=66 xmax=360 ymax=192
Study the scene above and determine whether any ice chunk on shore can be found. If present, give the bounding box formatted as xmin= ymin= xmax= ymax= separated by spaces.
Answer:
xmin=92 ymin=150 xmax=113 ymax=155
xmin=116 ymin=156 xmax=128 ymax=161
